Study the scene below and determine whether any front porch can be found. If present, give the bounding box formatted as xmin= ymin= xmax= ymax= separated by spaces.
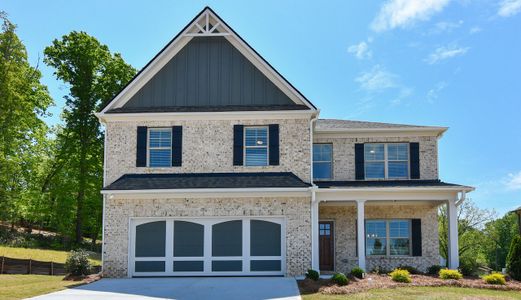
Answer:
xmin=310 ymin=184 xmax=473 ymax=274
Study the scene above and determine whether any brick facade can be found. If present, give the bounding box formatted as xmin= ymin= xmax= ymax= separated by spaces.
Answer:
xmin=319 ymin=203 xmax=440 ymax=273
xmin=103 ymin=196 xmax=312 ymax=277
xmin=105 ymin=118 xmax=311 ymax=185
xmin=313 ymin=135 xmax=439 ymax=181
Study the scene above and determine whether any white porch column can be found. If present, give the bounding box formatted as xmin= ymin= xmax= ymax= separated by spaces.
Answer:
xmin=447 ymin=199 xmax=459 ymax=269
xmin=311 ymin=193 xmax=320 ymax=272
xmin=356 ymin=200 xmax=366 ymax=271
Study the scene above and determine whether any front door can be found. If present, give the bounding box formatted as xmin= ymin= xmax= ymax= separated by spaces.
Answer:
xmin=319 ymin=221 xmax=334 ymax=271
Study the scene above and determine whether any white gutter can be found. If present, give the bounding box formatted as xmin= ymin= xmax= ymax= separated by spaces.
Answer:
xmin=316 ymin=186 xmax=475 ymax=193
xmin=314 ymin=126 xmax=448 ymax=134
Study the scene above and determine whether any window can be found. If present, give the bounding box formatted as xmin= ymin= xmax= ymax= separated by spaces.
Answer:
xmin=148 ymin=128 xmax=172 ymax=167
xmin=364 ymin=143 xmax=409 ymax=179
xmin=313 ymin=144 xmax=333 ymax=180
xmin=365 ymin=219 xmax=411 ymax=256
xmin=244 ymin=126 xmax=268 ymax=166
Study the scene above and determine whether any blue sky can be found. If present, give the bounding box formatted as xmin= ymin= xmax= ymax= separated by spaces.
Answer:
xmin=3 ymin=0 xmax=521 ymax=215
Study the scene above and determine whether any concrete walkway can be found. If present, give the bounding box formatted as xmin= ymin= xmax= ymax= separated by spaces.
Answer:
xmin=30 ymin=277 xmax=302 ymax=300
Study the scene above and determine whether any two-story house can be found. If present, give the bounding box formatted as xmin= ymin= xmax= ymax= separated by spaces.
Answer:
xmin=96 ymin=7 xmax=473 ymax=278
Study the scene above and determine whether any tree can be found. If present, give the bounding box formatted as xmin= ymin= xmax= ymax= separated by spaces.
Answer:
xmin=438 ymin=199 xmax=495 ymax=273
xmin=483 ymin=212 xmax=518 ymax=270
xmin=44 ymin=31 xmax=135 ymax=243
xmin=506 ymin=235 xmax=521 ymax=280
xmin=0 ymin=12 xmax=53 ymax=225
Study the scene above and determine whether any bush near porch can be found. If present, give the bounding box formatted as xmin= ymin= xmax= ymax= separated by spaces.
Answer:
xmin=298 ymin=273 xmax=521 ymax=296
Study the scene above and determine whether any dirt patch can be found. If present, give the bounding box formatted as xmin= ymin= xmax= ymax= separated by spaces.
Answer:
xmin=298 ymin=274 xmax=521 ymax=295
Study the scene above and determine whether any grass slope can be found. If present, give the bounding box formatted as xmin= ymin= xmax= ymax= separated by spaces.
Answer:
xmin=302 ymin=286 xmax=521 ymax=300
xmin=0 ymin=275 xmax=80 ymax=300
xmin=0 ymin=246 xmax=101 ymax=265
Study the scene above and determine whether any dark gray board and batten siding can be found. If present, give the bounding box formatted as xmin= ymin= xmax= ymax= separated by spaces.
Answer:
xmin=122 ymin=36 xmax=299 ymax=110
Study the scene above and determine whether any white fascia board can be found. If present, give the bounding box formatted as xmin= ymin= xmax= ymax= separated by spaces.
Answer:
xmin=102 ymin=187 xmax=311 ymax=199
xmin=315 ymin=186 xmax=474 ymax=202
xmin=313 ymin=127 xmax=448 ymax=138
xmin=95 ymin=109 xmax=316 ymax=122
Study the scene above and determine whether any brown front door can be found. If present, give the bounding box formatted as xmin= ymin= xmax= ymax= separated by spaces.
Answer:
xmin=319 ymin=221 xmax=334 ymax=271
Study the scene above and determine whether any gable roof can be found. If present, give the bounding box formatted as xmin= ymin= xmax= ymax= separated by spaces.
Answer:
xmin=99 ymin=7 xmax=317 ymax=116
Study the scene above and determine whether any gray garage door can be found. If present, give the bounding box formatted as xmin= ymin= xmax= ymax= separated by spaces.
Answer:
xmin=130 ymin=217 xmax=285 ymax=276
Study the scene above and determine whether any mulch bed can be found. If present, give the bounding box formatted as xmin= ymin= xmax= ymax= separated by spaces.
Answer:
xmin=63 ymin=272 xmax=102 ymax=284
xmin=298 ymin=274 xmax=521 ymax=295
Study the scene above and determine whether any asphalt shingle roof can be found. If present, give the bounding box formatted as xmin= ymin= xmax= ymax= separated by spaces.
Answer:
xmin=315 ymin=119 xmax=435 ymax=130
xmin=103 ymin=172 xmax=310 ymax=190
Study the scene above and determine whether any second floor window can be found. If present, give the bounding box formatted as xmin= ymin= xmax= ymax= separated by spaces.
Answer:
xmin=148 ymin=128 xmax=172 ymax=167
xmin=364 ymin=143 xmax=409 ymax=179
xmin=244 ymin=126 xmax=268 ymax=166
xmin=313 ymin=144 xmax=332 ymax=180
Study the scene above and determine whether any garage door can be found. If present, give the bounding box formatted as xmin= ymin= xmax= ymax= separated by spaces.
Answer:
xmin=129 ymin=217 xmax=285 ymax=276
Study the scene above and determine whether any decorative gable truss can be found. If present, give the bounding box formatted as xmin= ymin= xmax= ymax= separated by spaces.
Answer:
xmin=97 ymin=7 xmax=317 ymax=119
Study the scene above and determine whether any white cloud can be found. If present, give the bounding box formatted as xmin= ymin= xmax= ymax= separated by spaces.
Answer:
xmin=469 ymin=26 xmax=482 ymax=34
xmin=371 ymin=0 xmax=451 ymax=32
xmin=433 ymin=20 xmax=463 ymax=33
xmin=427 ymin=81 xmax=448 ymax=102
xmin=355 ymin=65 xmax=398 ymax=91
xmin=425 ymin=45 xmax=469 ymax=64
xmin=506 ymin=171 xmax=521 ymax=190
xmin=348 ymin=41 xmax=372 ymax=59
xmin=498 ymin=0 xmax=521 ymax=17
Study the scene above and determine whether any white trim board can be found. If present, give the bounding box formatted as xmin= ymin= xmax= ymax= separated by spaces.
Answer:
xmin=99 ymin=7 xmax=316 ymax=118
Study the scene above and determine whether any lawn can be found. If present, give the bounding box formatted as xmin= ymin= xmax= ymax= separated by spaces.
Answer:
xmin=0 ymin=246 xmax=101 ymax=265
xmin=302 ymin=286 xmax=521 ymax=300
xmin=0 ymin=274 xmax=81 ymax=300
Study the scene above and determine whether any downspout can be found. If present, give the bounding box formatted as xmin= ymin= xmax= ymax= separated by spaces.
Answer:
xmin=455 ymin=190 xmax=466 ymax=206
xmin=101 ymin=119 xmax=107 ymax=274
xmin=309 ymin=111 xmax=320 ymax=271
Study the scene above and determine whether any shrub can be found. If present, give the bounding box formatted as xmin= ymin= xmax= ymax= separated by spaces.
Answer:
xmin=350 ymin=266 xmax=364 ymax=279
xmin=439 ymin=269 xmax=463 ymax=280
xmin=331 ymin=273 xmax=349 ymax=286
xmin=390 ymin=269 xmax=411 ymax=283
xmin=507 ymin=235 xmax=521 ymax=280
xmin=398 ymin=265 xmax=421 ymax=274
xmin=305 ymin=269 xmax=319 ymax=281
xmin=483 ymin=272 xmax=506 ymax=285
xmin=65 ymin=249 xmax=91 ymax=276
xmin=427 ymin=265 xmax=442 ymax=275
xmin=370 ymin=265 xmax=391 ymax=275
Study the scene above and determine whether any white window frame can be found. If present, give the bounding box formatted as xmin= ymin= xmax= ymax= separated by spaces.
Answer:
xmin=364 ymin=143 xmax=410 ymax=180
xmin=147 ymin=127 xmax=172 ymax=167
xmin=243 ymin=126 xmax=269 ymax=167
xmin=313 ymin=143 xmax=333 ymax=181
xmin=365 ymin=219 xmax=412 ymax=257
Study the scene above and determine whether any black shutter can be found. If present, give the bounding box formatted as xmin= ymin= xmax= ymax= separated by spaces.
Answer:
xmin=355 ymin=143 xmax=365 ymax=180
xmin=269 ymin=124 xmax=279 ymax=165
xmin=172 ymin=126 xmax=182 ymax=167
xmin=411 ymin=219 xmax=422 ymax=257
xmin=410 ymin=142 xmax=420 ymax=179
xmin=355 ymin=220 xmax=358 ymax=257
xmin=233 ymin=125 xmax=244 ymax=166
xmin=136 ymin=126 xmax=147 ymax=167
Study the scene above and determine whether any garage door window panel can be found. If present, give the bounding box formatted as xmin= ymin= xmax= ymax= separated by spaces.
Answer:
xmin=250 ymin=220 xmax=281 ymax=256
xmin=135 ymin=221 xmax=166 ymax=257
xmin=212 ymin=220 xmax=242 ymax=257
xmin=174 ymin=221 xmax=204 ymax=257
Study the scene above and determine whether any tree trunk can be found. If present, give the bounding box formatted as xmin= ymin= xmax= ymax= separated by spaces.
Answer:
xmin=75 ymin=141 xmax=87 ymax=244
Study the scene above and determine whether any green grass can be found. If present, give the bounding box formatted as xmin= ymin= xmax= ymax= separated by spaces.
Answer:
xmin=0 ymin=246 xmax=101 ymax=265
xmin=0 ymin=274 xmax=81 ymax=300
xmin=302 ymin=286 xmax=521 ymax=300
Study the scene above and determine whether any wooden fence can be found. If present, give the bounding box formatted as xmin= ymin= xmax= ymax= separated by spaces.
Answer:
xmin=0 ymin=256 xmax=101 ymax=275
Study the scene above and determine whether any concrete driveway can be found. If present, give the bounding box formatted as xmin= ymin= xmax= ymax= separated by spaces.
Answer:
xmin=30 ymin=277 xmax=301 ymax=300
